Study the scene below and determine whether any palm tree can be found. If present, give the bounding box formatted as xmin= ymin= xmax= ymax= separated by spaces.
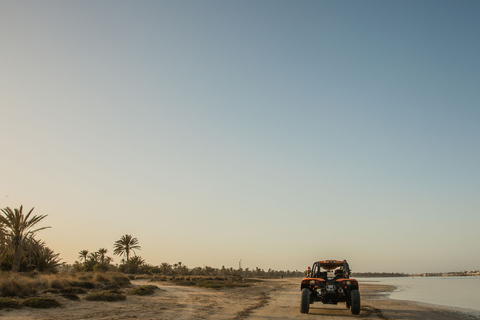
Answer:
xmin=88 ymin=251 xmax=100 ymax=263
xmin=160 ymin=262 xmax=172 ymax=275
xmin=0 ymin=223 xmax=7 ymax=261
xmin=0 ymin=206 xmax=50 ymax=272
xmin=128 ymin=255 xmax=145 ymax=274
xmin=97 ymin=248 xmax=108 ymax=264
xmin=29 ymin=238 xmax=61 ymax=272
xmin=113 ymin=234 xmax=140 ymax=273
xmin=78 ymin=250 xmax=89 ymax=264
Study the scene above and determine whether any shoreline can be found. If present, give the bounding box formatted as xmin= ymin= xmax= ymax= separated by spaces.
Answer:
xmin=361 ymin=281 xmax=480 ymax=320
xmin=398 ymin=299 xmax=480 ymax=320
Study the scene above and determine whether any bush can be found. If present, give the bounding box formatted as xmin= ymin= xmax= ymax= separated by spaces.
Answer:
xmin=69 ymin=281 xmax=95 ymax=289
xmin=93 ymin=264 xmax=110 ymax=273
xmin=0 ymin=297 xmax=21 ymax=309
xmin=62 ymin=286 xmax=87 ymax=294
xmin=93 ymin=273 xmax=108 ymax=283
xmin=78 ymin=274 xmax=93 ymax=281
xmin=128 ymin=285 xmax=158 ymax=296
xmin=61 ymin=293 xmax=80 ymax=301
xmin=22 ymin=297 xmax=61 ymax=308
xmin=111 ymin=275 xmax=131 ymax=287
xmin=0 ymin=277 xmax=36 ymax=297
xmin=49 ymin=278 xmax=67 ymax=289
xmin=84 ymin=290 xmax=126 ymax=302
xmin=0 ymin=272 xmax=131 ymax=298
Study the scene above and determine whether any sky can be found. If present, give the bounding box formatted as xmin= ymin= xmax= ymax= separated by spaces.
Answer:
xmin=1 ymin=1 xmax=479 ymax=274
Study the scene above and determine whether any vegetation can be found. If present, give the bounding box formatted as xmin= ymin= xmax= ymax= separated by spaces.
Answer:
xmin=0 ymin=206 xmax=59 ymax=272
xmin=78 ymin=250 xmax=89 ymax=264
xmin=0 ymin=297 xmax=21 ymax=309
xmin=85 ymin=290 xmax=126 ymax=301
xmin=172 ymin=276 xmax=260 ymax=289
xmin=128 ymin=284 xmax=159 ymax=295
xmin=0 ymin=272 xmax=131 ymax=298
xmin=0 ymin=202 xmax=303 ymax=312
xmin=75 ymin=248 xmax=114 ymax=272
xmin=113 ymin=234 xmax=141 ymax=273
xmin=22 ymin=297 xmax=61 ymax=308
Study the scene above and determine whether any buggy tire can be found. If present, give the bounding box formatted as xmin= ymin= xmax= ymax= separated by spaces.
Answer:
xmin=350 ymin=289 xmax=361 ymax=315
xmin=300 ymin=288 xmax=310 ymax=314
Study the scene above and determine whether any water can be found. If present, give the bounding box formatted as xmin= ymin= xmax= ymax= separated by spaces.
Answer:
xmin=360 ymin=276 xmax=480 ymax=313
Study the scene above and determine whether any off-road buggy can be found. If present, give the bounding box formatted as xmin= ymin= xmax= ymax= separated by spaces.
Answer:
xmin=300 ymin=260 xmax=360 ymax=315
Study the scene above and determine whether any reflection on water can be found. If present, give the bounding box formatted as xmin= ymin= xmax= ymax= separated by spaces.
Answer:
xmin=360 ymin=276 xmax=480 ymax=312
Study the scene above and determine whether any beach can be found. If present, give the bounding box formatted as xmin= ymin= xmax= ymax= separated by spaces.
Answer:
xmin=1 ymin=278 xmax=478 ymax=320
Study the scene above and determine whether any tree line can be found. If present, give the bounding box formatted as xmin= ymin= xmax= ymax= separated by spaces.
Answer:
xmin=1 ymin=205 xmax=303 ymax=278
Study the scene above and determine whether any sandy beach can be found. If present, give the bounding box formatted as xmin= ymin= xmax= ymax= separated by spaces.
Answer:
xmin=1 ymin=278 xmax=478 ymax=320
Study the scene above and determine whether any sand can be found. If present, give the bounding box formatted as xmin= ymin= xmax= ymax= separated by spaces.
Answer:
xmin=1 ymin=278 xmax=479 ymax=319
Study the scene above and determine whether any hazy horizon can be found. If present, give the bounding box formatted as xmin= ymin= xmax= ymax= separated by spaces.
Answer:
xmin=1 ymin=0 xmax=479 ymax=274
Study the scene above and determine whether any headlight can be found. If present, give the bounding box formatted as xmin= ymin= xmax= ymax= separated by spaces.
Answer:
xmin=346 ymin=281 xmax=351 ymax=285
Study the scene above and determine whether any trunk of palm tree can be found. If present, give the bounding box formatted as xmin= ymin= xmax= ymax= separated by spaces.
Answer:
xmin=12 ymin=241 xmax=22 ymax=272
xmin=126 ymin=250 xmax=130 ymax=273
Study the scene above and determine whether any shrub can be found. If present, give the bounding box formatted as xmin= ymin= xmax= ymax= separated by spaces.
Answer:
xmin=69 ymin=281 xmax=95 ymax=289
xmin=93 ymin=273 xmax=108 ymax=283
xmin=61 ymin=293 xmax=80 ymax=301
xmin=62 ymin=287 xmax=87 ymax=294
xmin=78 ymin=274 xmax=93 ymax=281
xmin=111 ymin=275 xmax=131 ymax=287
xmin=128 ymin=285 xmax=158 ymax=296
xmin=0 ymin=272 xmax=132 ymax=298
xmin=0 ymin=277 xmax=36 ymax=297
xmin=84 ymin=290 xmax=126 ymax=302
xmin=49 ymin=278 xmax=65 ymax=289
xmin=93 ymin=264 xmax=110 ymax=273
xmin=22 ymin=297 xmax=61 ymax=308
xmin=0 ymin=297 xmax=21 ymax=309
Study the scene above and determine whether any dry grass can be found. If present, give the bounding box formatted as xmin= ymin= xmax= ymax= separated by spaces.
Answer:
xmin=128 ymin=285 xmax=159 ymax=296
xmin=170 ymin=276 xmax=260 ymax=289
xmin=0 ymin=297 xmax=21 ymax=309
xmin=0 ymin=272 xmax=131 ymax=298
xmin=85 ymin=290 xmax=126 ymax=301
xmin=22 ymin=297 xmax=62 ymax=308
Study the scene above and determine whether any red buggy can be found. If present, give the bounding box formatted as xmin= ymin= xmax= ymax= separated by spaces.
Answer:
xmin=300 ymin=260 xmax=361 ymax=315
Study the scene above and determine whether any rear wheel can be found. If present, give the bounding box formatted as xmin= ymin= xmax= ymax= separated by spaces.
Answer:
xmin=350 ymin=289 xmax=361 ymax=315
xmin=300 ymin=288 xmax=310 ymax=314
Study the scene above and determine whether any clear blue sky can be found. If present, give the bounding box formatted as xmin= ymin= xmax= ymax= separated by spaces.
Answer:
xmin=1 ymin=1 xmax=479 ymax=273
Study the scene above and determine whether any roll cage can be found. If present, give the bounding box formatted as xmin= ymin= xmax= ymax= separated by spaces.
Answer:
xmin=310 ymin=260 xmax=351 ymax=280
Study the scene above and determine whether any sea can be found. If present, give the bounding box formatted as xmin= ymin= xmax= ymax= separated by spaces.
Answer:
xmin=359 ymin=276 xmax=480 ymax=317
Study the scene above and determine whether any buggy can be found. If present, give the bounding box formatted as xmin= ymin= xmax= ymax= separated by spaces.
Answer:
xmin=300 ymin=260 xmax=360 ymax=314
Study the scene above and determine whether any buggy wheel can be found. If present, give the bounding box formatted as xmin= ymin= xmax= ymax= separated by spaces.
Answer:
xmin=300 ymin=288 xmax=310 ymax=314
xmin=350 ymin=289 xmax=361 ymax=315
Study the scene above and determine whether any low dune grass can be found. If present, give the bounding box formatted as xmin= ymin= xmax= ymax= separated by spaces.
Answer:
xmin=128 ymin=284 xmax=159 ymax=296
xmin=22 ymin=297 xmax=62 ymax=308
xmin=0 ymin=272 xmax=131 ymax=298
xmin=171 ymin=276 xmax=260 ymax=289
xmin=0 ymin=297 xmax=21 ymax=309
xmin=85 ymin=290 xmax=126 ymax=301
